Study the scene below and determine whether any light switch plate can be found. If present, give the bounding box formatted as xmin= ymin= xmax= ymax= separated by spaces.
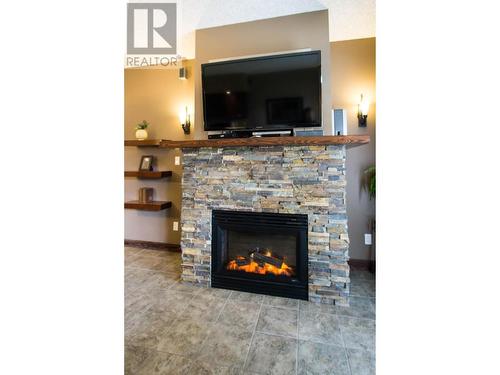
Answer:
xmin=173 ymin=221 xmax=179 ymax=231
xmin=174 ymin=156 xmax=180 ymax=165
xmin=364 ymin=233 xmax=372 ymax=245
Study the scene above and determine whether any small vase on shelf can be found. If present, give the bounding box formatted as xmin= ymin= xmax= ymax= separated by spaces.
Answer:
xmin=135 ymin=129 xmax=148 ymax=140
xmin=135 ymin=120 xmax=149 ymax=140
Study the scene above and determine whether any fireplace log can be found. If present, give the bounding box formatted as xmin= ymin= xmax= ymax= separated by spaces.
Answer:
xmin=251 ymin=251 xmax=284 ymax=268
xmin=235 ymin=256 xmax=251 ymax=266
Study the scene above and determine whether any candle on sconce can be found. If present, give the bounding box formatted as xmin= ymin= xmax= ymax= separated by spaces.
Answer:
xmin=179 ymin=106 xmax=191 ymax=134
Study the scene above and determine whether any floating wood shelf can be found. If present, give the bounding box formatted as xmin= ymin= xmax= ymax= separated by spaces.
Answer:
xmin=124 ymin=171 xmax=172 ymax=179
xmin=124 ymin=139 xmax=164 ymax=147
xmin=124 ymin=200 xmax=172 ymax=211
xmin=125 ymin=135 xmax=369 ymax=149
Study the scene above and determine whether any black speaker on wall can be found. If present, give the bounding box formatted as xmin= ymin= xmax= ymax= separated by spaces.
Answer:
xmin=333 ymin=109 xmax=347 ymax=136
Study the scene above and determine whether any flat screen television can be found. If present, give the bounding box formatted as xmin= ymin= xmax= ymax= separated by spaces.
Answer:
xmin=202 ymin=50 xmax=321 ymax=132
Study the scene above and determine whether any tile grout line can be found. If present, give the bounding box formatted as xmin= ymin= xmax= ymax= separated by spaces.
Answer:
xmin=150 ymin=299 xmax=201 ymax=361
xmin=125 ymin=249 xmax=182 ymax=271
xmin=295 ymin=300 xmax=300 ymax=375
xmin=262 ymin=299 xmax=300 ymax=311
xmin=252 ymin=330 xmax=300 ymax=340
xmin=241 ymin=296 xmax=265 ymax=373
xmin=127 ymin=264 xmax=182 ymax=275
xmin=183 ymin=290 xmax=233 ymax=374
xmin=146 ymin=287 xmax=199 ymax=357
xmin=126 ymin=287 xmax=181 ymax=349
xmin=301 ymin=305 xmax=376 ymax=322
xmin=125 ymin=248 xmax=145 ymax=258
xmin=335 ymin=313 xmax=376 ymax=321
xmin=214 ymin=290 xmax=233 ymax=324
xmin=338 ymin=313 xmax=353 ymax=375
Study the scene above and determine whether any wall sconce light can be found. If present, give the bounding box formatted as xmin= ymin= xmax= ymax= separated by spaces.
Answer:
xmin=358 ymin=94 xmax=369 ymax=127
xmin=179 ymin=67 xmax=187 ymax=80
xmin=179 ymin=106 xmax=191 ymax=134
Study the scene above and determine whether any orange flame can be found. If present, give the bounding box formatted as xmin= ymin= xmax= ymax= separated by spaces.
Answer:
xmin=227 ymin=256 xmax=294 ymax=277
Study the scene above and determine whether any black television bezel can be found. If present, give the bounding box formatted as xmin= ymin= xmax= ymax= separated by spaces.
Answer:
xmin=201 ymin=50 xmax=322 ymax=132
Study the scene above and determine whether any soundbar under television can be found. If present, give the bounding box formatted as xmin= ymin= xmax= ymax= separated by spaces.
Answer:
xmin=202 ymin=51 xmax=322 ymax=132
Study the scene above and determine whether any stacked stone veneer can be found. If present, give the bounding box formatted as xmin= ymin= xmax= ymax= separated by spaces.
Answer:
xmin=180 ymin=145 xmax=350 ymax=306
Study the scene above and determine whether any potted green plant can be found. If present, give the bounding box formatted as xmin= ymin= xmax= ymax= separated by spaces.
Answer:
xmin=363 ymin=165 xmax=376 ymax=273
xmin=364 ymin=166 xmax=375 ymax=199
xmin=135 ymin=120 xmax=149 ymax=140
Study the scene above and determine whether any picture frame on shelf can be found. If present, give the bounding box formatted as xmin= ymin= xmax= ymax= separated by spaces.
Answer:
xmin=139 ymin=155 xmax=154 ymax=171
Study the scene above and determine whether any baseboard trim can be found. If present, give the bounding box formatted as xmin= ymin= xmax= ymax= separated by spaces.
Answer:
xmin=348 ymin=259 xmax=375 ymax=272
xmin=124 ymin=239 xmax=181 ymax=252
xmin=125 ymin=241 xmax=373 ymax=264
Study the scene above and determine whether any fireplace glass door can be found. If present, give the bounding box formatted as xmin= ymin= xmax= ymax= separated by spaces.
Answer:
xmin=225 ymin=230 xmax=297 ymax=278
xmin=211 ymin=210 xmax=308 ymax=300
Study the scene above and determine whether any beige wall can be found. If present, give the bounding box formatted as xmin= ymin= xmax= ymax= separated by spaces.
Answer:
xmin=193 ymin=10 xmax=332 ymax=139
xmin=124 ymin=15 xmax=376 ymax=260
xmin=124 ymin=62 xmax=194 ymax=244
xmin=331 ymin=38 xmax=376 ymax=260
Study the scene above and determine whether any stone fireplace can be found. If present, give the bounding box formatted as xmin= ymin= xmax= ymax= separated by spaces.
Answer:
xmin=180 ymin=144 xmax=350 ymax=306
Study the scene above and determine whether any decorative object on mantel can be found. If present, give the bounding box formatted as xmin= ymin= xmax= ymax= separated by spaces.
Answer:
xmin=179 ymin=106 xmax=191 ymax=134
xmin=293 ymin=128 xmax=323 ymax=137
xmin=333 ymin=108 xmax=348 ymax=135
xmin=357 ymin=94 xmax=369 ymax=127
xmin=139 ymin=155 xmax=154 ymax=171
xmin=138 ymin=187 xmax=154 ymax=203
xmin=135 ymin=120 xmax=149 ymax=140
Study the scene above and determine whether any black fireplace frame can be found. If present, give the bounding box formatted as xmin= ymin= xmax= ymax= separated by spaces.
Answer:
xmin=211 ymin=210 xmax=309 ymax=300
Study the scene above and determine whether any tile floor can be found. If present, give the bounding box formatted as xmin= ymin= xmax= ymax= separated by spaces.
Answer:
xmin=125 ymin=246 xmax=375 ymax=375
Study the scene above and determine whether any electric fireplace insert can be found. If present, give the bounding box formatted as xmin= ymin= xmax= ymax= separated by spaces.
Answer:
xmin=211 ymin=210 xmax=308 ymax=300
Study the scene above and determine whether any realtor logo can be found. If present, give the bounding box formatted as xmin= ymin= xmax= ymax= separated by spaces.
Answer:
xmin=127 ymin=2 xmax=177 ymax=54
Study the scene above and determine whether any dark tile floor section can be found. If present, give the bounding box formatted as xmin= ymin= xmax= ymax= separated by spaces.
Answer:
xmin=125 ymin=246 xmax=376 ymax=375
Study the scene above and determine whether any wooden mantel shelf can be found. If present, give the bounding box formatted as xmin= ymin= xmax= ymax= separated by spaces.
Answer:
xmin=125 ymin=135 xmax=369 ymax=149
xmin=124 ymin=200 xmax=172 ymax=211
xmin=124 ymin=171 xmax=172 ymax=179
xmin=124 ymin=139 xmax=163 ymax=147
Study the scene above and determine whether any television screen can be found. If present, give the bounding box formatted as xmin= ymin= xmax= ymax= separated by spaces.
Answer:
xmin=202 ymin=51 xmax=321 ymax=131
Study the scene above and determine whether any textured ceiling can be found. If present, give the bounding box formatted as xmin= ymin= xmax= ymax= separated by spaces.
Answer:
xmin=177 ymin=0 xmax=375 ymax=57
